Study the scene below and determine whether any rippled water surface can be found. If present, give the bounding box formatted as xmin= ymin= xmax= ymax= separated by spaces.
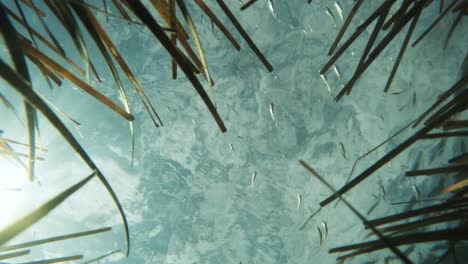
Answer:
xmin=1 ymin=0 xmax=467 ymax=263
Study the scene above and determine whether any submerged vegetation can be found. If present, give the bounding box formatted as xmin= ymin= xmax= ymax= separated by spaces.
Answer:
xmin=0 ymin=0 xmax=271 ymax=262
xmin=0 ymin=0 xmax=466 ymax=263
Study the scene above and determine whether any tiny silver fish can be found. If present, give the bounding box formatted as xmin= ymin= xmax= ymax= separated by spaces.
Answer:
xmin=317 ymin=226 xmax=323 ymax=246
xmin=334 ymin=1 xmax=344 ymax=22
xmin=325 ymin=7 xmax=337 ymax=28
xmin=269 ymin=102 xmax=276 ymax=122
xmin=230 ymin=143 xmax=236 ymax=156
xmin=322 ymin=220 xmax=328 ymax=240
xmin=251 ymin=171 xmax=257 ymax=188
xmin=267 ymin=0 xmax=277 ymax=19
xmin=412 ymin=185 xmax=420 ymax=200
xmin=297 ymin=194 xmax=302 ymax=210
xmin=320 ymin=74 xmax=332 ymax=93
xmin=333 ymin=64 xmax=342 ymax=80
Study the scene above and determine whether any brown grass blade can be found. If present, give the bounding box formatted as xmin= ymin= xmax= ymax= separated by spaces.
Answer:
xmin=240 ymin=0 xmax=259 ymax=11
xmin=406 ymin=164 xmax=468 ymax=177
xmin=421 ymin=131 xmax=468 ymax=139
xmin=368 ymin=197 xmax=468 ymax=227
xmin=68 ymin=0 xmax=146 ymax=25
xmin=412 ymin=0 xmax=458 ymax=46
xmin=112 ymin=0 xmax=132 ymax=22
xmin=0 ymin=172 xmax=96 ymax=246
xmin=384 ymin=7 xmax=421 ymax=93
xmin=440 ymin=179 xmax=468 ymax=194
xmin=1 ymin=3 xmax=85 ymax=75
xmin=149 ymin=0 xmax=204 ymax=74
xmin=25 ymin=52 xmax=63 ymax=87
xmin=215 ymin=0 xmax=273 ymax=72
xmin=372 ymin=210 xmax=468 ymax=236
xmin=70 ymin=0 xmax=137 ymax=162
xmin=21 ymin=40 xmax=134 ymax=121
xmin=0 ymin=58 xmax=131 ymax=256
xmin=0 ymin=227 xmax=111 ymax=252
xmin=449 ymin=153 xmax=468 ymax=164
xmin=443 ymin=120 xmax=468 ymax=130
xmin=176 ymin=0 xmax=213 ymax=88
xmin=382 ymin=0 xmax=412 ymax=31
xmin=194 ymin=0 xmax=240 ymax=51
xmin=357 ymin=7 xmax=390 ymax=69
xmin=331 ymin=228 xmax=468 ymax=255
xmin=334 ymin=0 xmax=428 ymax=101
xmin=21 ymin=0 xmax=66 ymax=57
xmin=14 ymin=0 xmax=56 ymax=91
xmin=125 ymin=0 xmax=226 ymax=132
xmin=169 ymin=0 xmax=177 ymax=79
xmin=150 ymin=0 xmax=189 ymax=38
xmin=70 ymin=0 xmax=166 ymax=164
xmin=19 ymin=0 xmax=46 ymax=16
xmin=43 ymin=0 xmax=94 ymax=79
xmin=412 ymin=73 xmax=467 ymax=128
xmin=321 ymin=0 xmax=398 ymax=74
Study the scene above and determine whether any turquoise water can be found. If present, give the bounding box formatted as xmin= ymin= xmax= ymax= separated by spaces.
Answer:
xmin=0 ymin=1 xmax=466 ymax=263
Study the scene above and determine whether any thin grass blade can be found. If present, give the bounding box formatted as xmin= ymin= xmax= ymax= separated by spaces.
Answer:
xmin=0 ymin=59 xmax=131 ymax=256
xmin=0 ymin=227 xmax=111 ymax=252
xmin=0 ymin=172 xmax=96 ymax=246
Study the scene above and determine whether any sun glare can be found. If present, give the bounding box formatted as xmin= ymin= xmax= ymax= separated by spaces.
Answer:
xmin=0 ymin=159 xmax=31 ymax=229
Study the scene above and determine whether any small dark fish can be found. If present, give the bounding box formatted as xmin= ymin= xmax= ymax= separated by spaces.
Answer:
xmin=412 ymin=185 xmax=420 ymax=200
xmin=339 ymin=142 xmax=347 ymax=160
xmin=380 ymin=185 xmax=386 ymax=201
xmin=366 ymin=200 xmax=380 ymax=215
xmin=391 ymin=90 xmax=407 ymax=95
xmin=299 ymin=207 xmax=322 ymax=231
xmin=398 ymin=103 xmax=408 ymax=112
xmin=412 ymin=91 xmax=416 ymax=106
